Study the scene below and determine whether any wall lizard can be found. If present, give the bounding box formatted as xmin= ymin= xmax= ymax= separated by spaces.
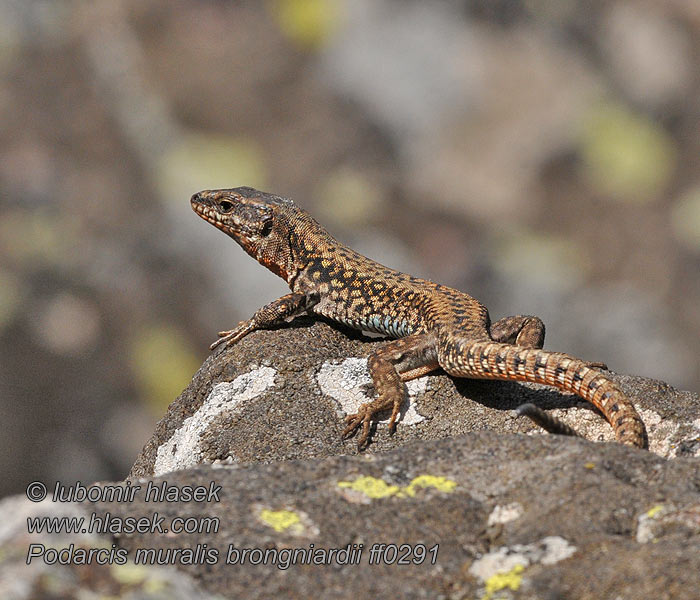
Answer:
xmin=191 ymin=187 xmax=647 ymax=449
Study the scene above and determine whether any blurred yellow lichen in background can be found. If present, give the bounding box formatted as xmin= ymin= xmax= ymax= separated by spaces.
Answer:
xmin=0 ymin=211 xmax=76 ymax=267
xmin=671 ymin=186 xmax=700 ymax=252
xmin=315 ymin=168 xmax=384 ymax=226
xmin=490 ymin=228 xmax=590 ymax=291
xmin=110 ymin=563 xmax=148 ymax=586
xmin=579 ymin=102 xmax=676 ymax=203
xmin=130 ymin=324 xmax=201 ymax=414
xmin=156 ymin=132 xmax=267 ymax=203
xmin=268 ymin=0 xmax=341 ymax=50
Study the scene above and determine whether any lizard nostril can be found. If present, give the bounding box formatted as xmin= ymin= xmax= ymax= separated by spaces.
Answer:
xmin=191 ymin=192 xmax=202 ymax=204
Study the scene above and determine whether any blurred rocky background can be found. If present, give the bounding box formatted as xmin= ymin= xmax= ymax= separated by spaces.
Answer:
xmin=0 ymin=0 xmax=698 ymax=498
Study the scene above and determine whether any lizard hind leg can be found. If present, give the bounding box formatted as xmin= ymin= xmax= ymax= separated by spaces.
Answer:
xmin=342 ymin=333 xmax=438 ymax=449
xmin=490 ymin=318 xmax=602 ymax=436
xmin=491 ymin=315 xmax=607 ymax=369
xmin=490 ymin=315 xmax=545 ymax=348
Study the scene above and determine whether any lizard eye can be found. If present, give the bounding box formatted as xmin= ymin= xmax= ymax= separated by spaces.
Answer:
xmin=219 ymin=200 xmax=234 ymax=213
xmin=260 ymin=217 xmax=273 ymax=237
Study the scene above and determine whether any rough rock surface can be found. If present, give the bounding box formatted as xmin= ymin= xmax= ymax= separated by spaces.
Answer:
xmin=0 ymin=494 xmax=219 ymax=600
xmin=6 ymin=321 xmax=699 ymax=599
xmin=114 ymin=434 xmax=700 ymax=599
xmin=114 ymin=320 xmax=700 ymax=598
xmin=131 ymin=319 xmax=700 ymax=478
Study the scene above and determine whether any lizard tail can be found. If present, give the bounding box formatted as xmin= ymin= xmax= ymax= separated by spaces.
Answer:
xmin=438 ymin=339 xmax=647 ymax=448
xmin=515 ymin=403 xmax=582 ymax=438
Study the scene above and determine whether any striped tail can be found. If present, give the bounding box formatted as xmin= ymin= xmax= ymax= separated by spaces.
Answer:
xmin=438 ymin=339 xmax=647 ymax=448
xmin=516 ymin=403 xmax=583 ymax=438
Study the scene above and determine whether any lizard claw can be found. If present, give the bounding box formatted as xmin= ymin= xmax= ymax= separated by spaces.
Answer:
xmin=387 ymin=414 xmax=398 ymax=434
xmin=209 ymin=320 xmax=255 ymax=351
xmin=343 ymin=395 xmax=403 ymax=447
xmin=343 ymin=409 xmax=373 ymax=449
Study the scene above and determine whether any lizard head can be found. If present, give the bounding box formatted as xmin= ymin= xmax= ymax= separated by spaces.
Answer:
xmin=191 ymin=187 xmax=302 ymax=282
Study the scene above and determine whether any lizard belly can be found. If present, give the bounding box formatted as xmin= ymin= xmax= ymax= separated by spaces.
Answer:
xmin=312 ymin=301 xmax=414 ymax=337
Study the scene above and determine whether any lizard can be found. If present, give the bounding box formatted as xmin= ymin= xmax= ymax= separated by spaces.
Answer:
xmin=190 ymin=186 xmax=647 ymax=449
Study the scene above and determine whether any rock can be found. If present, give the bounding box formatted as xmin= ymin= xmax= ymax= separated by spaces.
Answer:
xmin=112 ymin=433 xmax=700 ymax=599
xmin=131 ymin=319 xmax=700 ymax=479
xmin=5 ymin=320 xmax=699 ymax=598
xmin=0 ymin=493 xmax=220 ymax=600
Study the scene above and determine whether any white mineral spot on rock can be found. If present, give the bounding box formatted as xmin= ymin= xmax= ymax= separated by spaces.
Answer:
xmin=154 ymin=366 xmax=277 ymax=476
xmin=487 ymin=502 xmax=524 ymax=526
xmin=211 ymin=456 xmax=235 ymax=469
xmin=636 ymin=509 xmax=661 ymax=544
xmin=639 ymin=408 xmax=680 ymax=458
xmin=469 ymin=536 xmax=576 ymax=580
xmin=469 ymin=547 xmax=528 ymax=583
xmin=537 ymin=536 xmax=578 ymax=565
xmin=0 ymin=496 xmax=91 ymax=546
xmin=536 ymin=406 xmax=614 ymax=444
xmin=692 ymin=419 xmax=700 ymax=457
xmin=317 ymin=357 xmax=426 ymax=426
xmin=638 ymin=503 xmax=700 ymax=544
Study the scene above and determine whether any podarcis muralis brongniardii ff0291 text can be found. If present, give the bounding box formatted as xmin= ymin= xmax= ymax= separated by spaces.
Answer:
xmin=191 ymin=187 xmax=647 ymax=449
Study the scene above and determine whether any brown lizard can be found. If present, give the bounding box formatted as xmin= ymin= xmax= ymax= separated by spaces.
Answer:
xmin=191 ymin=187 xmax=647 ymax=449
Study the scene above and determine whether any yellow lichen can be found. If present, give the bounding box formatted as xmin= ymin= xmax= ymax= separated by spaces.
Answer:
xmin=401 ymin=475 xmax=458 ymax=497
xmin=130 ymin=324 xmax=201 ymax=413
xmin=143 ymin=577 xmax=167 ymax=593
xmin=269 ymin=0 xmax=341 ymax=49
xmin=646 ymin=504 xmax=664 ymax=518
xmin=259 ymin=509 xmax=303 ymax=533
xmin=483 ymin=564 xmax=524 ymax=600
xmin=110 ymin=563 xmax=149 ymax=585
xmin=337 ymin=474 xmax=457 ymax=500
xmin=156 ymin=132 xmax=267 ymax=204
xmin=579 ymin=102 xmax=676 ymax=202
xmin=337 ymin=476 xmax=401 ymax=499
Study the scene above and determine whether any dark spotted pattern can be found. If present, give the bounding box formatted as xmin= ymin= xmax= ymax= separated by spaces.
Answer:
xmin=191 ymin=187 xmax=647 ymax=448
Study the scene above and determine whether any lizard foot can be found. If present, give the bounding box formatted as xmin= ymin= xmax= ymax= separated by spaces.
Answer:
xmin=210 ymin=320 xmax=255 ymax=351
xmin=342 ymin=407 xmax=374 ymax=449
xmin=584 ymin=361 xmax=608 ymax=370
xmin=343 ymin=397 xmax=402 ymax=449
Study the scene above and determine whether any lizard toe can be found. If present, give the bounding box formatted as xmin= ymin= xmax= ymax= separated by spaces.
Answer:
xmin=356 ymin=418 xmax=373 ymax=449
xmin=342 ymin=414 xmax=363 ymax=438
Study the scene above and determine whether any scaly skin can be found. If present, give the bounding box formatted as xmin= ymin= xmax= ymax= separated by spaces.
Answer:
xmin=191 ymin=187 xmax=647 ymax=449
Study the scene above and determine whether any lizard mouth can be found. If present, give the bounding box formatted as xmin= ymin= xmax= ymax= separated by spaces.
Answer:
xmin=191 ymin=199 xmax=236 ymax=235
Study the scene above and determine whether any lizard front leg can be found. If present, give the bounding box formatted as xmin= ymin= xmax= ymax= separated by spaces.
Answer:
xmin=211 ymin=291 xmax=319 ymax=350
xmin=343 ymin=333 xmax=438 ymax=448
